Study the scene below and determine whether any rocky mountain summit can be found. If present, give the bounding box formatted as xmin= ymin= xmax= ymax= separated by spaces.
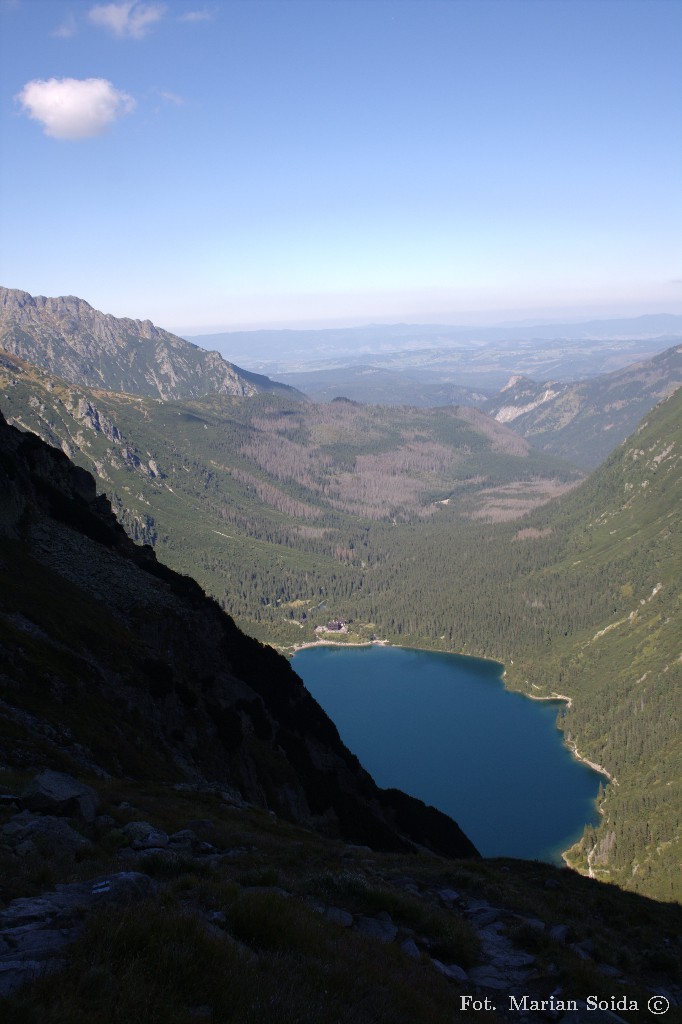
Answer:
xmin=0 ymin=287 xmax=297 ymax=401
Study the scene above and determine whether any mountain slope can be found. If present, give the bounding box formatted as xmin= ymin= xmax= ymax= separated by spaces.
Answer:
xmin=0 ymin=287 xmax=297 ymax=401
xmin=483 ymin=344 xmax=682 ymax=468
xmin=0 ymin=406 xmax=478 ymax=859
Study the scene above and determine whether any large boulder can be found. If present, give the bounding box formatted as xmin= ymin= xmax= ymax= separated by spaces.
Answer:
xmin=21 ymin=771 xmax=99 ymax=823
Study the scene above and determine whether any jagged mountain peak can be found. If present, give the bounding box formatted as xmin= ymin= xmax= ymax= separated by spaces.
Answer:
xmin=0 ymin=286 xmax=299 ymax=403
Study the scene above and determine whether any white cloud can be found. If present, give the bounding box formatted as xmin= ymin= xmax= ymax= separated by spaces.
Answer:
xmin=88 ymin=1 xmax=165 ymax=39
xmin=16 ymin=78 xmax=136 ymax=140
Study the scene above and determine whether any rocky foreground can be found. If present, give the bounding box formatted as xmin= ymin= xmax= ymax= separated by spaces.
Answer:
xmin=1 ymin=769 xmax=681 ymax=1023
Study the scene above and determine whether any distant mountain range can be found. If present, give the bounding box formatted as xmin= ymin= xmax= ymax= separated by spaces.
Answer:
xmin=188 ymin=314 xmax=682 ymax=385
xmin=0 ymin=287 xmax=298 ymax=401
xmin=265 ymin=364 xmax=492 ymax=407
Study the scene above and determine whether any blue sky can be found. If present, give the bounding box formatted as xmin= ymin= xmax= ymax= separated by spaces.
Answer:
xmin=0 ymin=0 xmax=680 ymax=333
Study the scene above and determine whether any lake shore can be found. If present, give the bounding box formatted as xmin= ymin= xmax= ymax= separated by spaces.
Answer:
xmin=524 ymin=687 xmax=614 ymax=871
xmin=523 ymin=690 xmax=615 ymax=783
xmin=283 ymin=637 xmax=391 ymax=655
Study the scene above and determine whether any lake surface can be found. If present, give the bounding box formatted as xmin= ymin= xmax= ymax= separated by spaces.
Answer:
xmin=293 ymin=645 xmax=601 ymax=863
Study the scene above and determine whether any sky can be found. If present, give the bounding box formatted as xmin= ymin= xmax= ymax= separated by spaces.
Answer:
xmin=0 ymin=0 xmax=681 ymax=334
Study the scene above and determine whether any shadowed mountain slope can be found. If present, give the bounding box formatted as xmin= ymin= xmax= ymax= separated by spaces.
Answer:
xmin=0 ymin=407 xmax=477 ymax=860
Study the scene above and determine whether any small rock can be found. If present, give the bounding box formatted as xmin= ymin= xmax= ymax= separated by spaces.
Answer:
xmin=467 ymin=965 xmax=511 ymax=989
xmin=491 ymin=951 xmax=536 ymax=969
xmin=3 ymin=813 xmax=92 ymax=857
xmin=569 ymin=942 xmax=592 ymax=961
xmin=464 ymin=898 xmax=491 ymax=913
xmin=437 ymin=888 xmax=461 ymax=905
xmin=355 ymin=914 xmax=397 ymax=943
xmin=470 ymin=908 xmax=500 ymax=927
xmin=132 ymin=831 xmax=169 ymax=850
xmin=597 ymin=963 xmax=622 ymax=978
xmin=401 ymin=937 xmax=421 ymax=960
xmin=22 ymin=771 xmax=99 ymax=822
xmin=122 ymin=821 xmax=169 ymax=848
xmin=432 ymin=958 xmax=468 ymax=981
xmin=169 ymin=828 xmax=198 ymax=850
xmin=549 ymin=924 xmax=570 ymax=942
xmin=134 ymin=847 xmax=177 ymax=863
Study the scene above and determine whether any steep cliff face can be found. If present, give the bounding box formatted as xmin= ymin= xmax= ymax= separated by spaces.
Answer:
xmin=0 ymin=409 xmax=477 ymax=859
xmin=0 ymin=287 xmax=297 ymax=401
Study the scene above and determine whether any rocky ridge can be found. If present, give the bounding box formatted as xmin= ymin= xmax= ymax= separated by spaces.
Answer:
xmin=0 ymin=287 xmax=297 ymax=402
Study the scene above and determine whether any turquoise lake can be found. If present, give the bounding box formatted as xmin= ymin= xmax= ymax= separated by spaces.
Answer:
xmin=293 ymin=645 xmax=601 ymax=863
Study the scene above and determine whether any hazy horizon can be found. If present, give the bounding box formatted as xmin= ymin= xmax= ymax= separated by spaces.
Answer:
xmin=178 ymin=303 xmax=682 ymax=338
